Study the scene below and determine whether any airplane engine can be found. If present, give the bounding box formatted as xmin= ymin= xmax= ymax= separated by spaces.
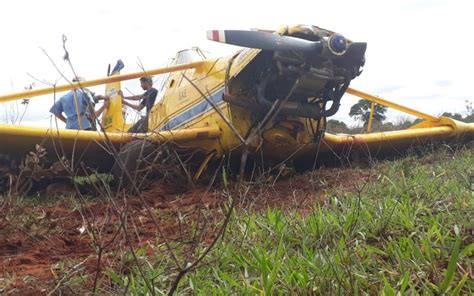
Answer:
xmin=224 ymin=25 xmax=366 ymax=120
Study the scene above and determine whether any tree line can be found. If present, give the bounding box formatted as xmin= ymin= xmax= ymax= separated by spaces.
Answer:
xmin=326 ymin=99 xmax=474 ymax=134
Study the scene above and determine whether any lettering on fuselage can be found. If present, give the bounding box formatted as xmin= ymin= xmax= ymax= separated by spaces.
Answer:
xmin=108 ymin=88 xmax=117 ymax=97
xmin=178 ymin=88 xmax=187 ymax=101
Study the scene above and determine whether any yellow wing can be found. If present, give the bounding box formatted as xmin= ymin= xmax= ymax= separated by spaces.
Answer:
xmin=293 ymin=88 xmax=474 ymax=162
xmin=0 ymin=124 xmax=220 ymax=167
xmin=322 ymin=119 xmax=473 ymax=158
xmin=0 ymin=61 xmax=217 ymax=167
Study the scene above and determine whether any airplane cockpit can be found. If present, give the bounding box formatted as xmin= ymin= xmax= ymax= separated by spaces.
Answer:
xmin=158 ymin=47 xmax=207 ymax=93
xmin=172 ymin=47 xmax=207 ymax=65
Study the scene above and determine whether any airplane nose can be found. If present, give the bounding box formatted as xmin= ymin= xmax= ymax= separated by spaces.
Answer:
xmin=328 ymin=34 xmax=347 ymax=55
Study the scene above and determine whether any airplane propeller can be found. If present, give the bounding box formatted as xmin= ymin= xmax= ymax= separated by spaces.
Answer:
xmin=206 ymin=30 xmax=350 ymax=55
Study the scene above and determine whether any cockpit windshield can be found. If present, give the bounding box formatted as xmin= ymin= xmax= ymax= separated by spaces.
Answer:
xmin=172 ymin=47 xmax=207 ymax=65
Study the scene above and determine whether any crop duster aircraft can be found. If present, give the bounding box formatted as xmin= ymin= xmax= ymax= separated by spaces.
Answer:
xmin=0 ymin=25 xmax=473 ymax=189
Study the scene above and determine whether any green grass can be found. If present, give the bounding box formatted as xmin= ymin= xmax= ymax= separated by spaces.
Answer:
xmin=82 ymin=148 xmax=474 ymax=294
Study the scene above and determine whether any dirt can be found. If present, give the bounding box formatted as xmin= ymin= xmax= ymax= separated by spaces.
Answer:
xmin=0 ymin=167 xmax=371 ymax=295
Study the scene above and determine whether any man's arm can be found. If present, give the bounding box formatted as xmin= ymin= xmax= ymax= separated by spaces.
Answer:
xmin=54 ymin=113 xmax=67 ymax=124
xmin=118 ymin=90 xmax=144 ymax=101
xmin=94 ymin=94 xmax=108 ymax=101
xmin=94 ymin=97 xmax=110 ymax=117
xmin=49 ymin=100 xmax=66 ymax=124
xmin=122 ymin=99 xmax=145 ymax=111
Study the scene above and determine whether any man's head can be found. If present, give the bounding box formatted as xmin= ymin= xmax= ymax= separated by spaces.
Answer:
xmin=139 ymin=76 xmax=153 ymax=90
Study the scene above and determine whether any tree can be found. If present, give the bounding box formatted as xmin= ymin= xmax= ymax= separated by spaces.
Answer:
xmin=349 ymin=100 xmax=387 ymax=126
xmin=463 ymin=100 xmax=474 ymax=123
xmin=463 ymin=114 xmax=474 ymax=123
xmin=413 ymin=118 xmax=424 ymax=125
xmin=441 ymin=112 xmax=463 ymax=121
xmin=465 ymin=100 xmax=473 ymax=116
xmin=440 ymin=101 xmax=474 ymax=123
xmin=326 ymin=119 xmax=350 ymax=133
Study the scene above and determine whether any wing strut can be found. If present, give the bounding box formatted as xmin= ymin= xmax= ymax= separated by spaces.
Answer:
xmin=346 ymin=88 xmax=440 ymax=122
xmin=0 ymin=61 xmax=206 ymax=103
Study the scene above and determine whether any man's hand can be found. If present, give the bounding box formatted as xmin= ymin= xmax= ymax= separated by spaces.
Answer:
xmin=54 ymin=113 xmax=67 ymax=124
xmin=118 ymin=90 xmax=124 ymax=97
xmin=95 ymin=95 xmax=110 ymax=101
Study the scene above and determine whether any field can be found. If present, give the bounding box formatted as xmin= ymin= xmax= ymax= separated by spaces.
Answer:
xmin=1 ymin=146 xmax=473 ymax=295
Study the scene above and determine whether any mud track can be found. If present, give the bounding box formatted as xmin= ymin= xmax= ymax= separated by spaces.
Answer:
xmin=0 ymin=167 xmax=371 ymax=294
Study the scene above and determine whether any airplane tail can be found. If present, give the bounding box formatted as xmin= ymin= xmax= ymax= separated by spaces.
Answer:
xmin=101 ymin=60 xmax=131 ymax=132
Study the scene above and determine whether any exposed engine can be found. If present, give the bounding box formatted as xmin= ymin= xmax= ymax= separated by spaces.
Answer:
xmin=227 ymin=25 xmax=366 ymax=120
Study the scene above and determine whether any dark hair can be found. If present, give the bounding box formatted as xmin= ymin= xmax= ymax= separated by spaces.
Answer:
xmin=139 ymin=76 xmax=153 ymax=84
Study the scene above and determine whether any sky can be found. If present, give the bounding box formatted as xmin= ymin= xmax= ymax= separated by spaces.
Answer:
xmin=1 ymin=0 xmax=473 ymax=128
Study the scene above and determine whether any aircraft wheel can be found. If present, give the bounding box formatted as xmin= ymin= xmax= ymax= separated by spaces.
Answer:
xmin=111 ymin=140 xmax=160 ymax=189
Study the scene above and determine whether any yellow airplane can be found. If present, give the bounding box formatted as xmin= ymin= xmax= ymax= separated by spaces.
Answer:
xmin=0 ymin=25 xmax=473 ymax=188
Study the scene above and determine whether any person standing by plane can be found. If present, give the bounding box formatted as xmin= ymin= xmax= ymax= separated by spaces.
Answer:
xmin=49 ymin=81 xmax=109 ymax=130
xmin=119 ymin=76 xmax=158 ymax=132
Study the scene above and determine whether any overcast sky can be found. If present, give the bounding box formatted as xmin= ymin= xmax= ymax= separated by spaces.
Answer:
xmin=1 ymin=0 xmax=473 ymax=127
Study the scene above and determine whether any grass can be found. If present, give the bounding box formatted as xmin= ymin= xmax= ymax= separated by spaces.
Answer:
xmin=105 ymin=147 xmax=474 ymax=295
xmin=2 ymin=147 xmax=472 ymax=295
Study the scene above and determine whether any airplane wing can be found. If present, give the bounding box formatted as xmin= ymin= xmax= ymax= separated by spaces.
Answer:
xmin=262 ymin=117 xmax=474 ymax=167
xmin=0 ymin=124 xmax=220 ymax=169
xmin=291 ymin=89 xmax=474 ymax=163
xmin=321 ymin=119 xmax=473 ymax=159
xmin=0 ymin=61 xmax=217 ymax=169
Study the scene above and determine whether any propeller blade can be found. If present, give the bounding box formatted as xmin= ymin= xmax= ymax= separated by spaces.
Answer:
xmin=207 ymin=30 xmax=323 ymax=52
xmin=344 ymin=42 xmax=367 ymax=61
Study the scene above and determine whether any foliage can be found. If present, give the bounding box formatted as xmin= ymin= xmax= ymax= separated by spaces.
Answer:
xmin=462 ymin=100 xmax=474 ymax=123
xmin=349 ymin=100 xmax=387 ymax=126
xmin=441 ymin=112 xmax=463 ymax=121
xmin=105 ymin=147 xmax=474 ymax=295
xmin=73 ymin=173 xmax=113 ymax=186
xmin=342 ymin=98 xmax=474 ymax=133
xmin=326 ymin=119 xmax=350 ymax=134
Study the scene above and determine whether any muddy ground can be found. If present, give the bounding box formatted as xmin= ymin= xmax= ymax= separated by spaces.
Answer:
xmin=0 ymin=167 xmax=371 ymax=295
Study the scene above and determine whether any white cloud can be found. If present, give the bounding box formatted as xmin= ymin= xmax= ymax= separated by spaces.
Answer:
xmin=1 ymin=0 xmax=473 ymax=126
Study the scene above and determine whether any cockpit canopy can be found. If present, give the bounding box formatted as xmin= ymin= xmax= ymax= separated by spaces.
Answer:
xmin=172 ymin=47 xmax=207 ymax=65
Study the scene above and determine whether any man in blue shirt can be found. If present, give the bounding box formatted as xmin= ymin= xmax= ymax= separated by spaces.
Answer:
xmin=49 ymin=89 xmax=109 ymax=130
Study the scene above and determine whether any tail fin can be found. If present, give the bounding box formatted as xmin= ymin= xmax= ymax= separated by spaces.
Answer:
xmin=111 ymin=59 xmax=125 ymax=74
xmin=101 ymin=60 xmax=131 ymax=132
